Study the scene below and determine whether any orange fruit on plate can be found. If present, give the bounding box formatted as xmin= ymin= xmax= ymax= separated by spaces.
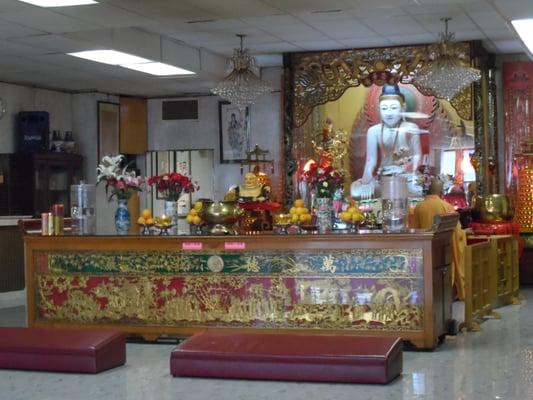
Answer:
xmin=145 ymin=217 xmax=154 ymax=225
xmin=186 ymin=215 xmax=194 ymax=224
xmin=141 ymin=209 xmax=152 ymax=219
xmin=192 ymin=215 xmax=202 ymax=225
xmin=294 ymin=199 xmax=305 ymax=207
xmin=189 ymin=209 xmax=198 ymax=216
xmin=137 ymin=216 xmax=146 ymax=225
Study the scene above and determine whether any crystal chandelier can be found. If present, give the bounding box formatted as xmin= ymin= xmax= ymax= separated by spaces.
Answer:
xmin=414 ymin=18 xmax=481 ymax=101
xmin=211 ymin=34 xmax=272 ymax=110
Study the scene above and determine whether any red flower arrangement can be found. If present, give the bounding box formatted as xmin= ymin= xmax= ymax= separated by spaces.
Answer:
xmin=301 ymin=155 xmax=344 ymax=198
xmin=147 ymin=172 xmax=198 ymax=201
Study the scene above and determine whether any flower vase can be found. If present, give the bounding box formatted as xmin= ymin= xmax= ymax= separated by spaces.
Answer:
xmin=316 ymin=197 xmax=333 ymax=234
xmin=115 ymin=199 xmax=131 ymax=235
xmin=164 ymin=200 xmax=178 ymax=235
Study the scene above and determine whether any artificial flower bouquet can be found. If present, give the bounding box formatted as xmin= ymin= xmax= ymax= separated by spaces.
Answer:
xmin=96 ymin=154 xmax=143 ymax=200
xmin=147 ymin=172 xmax=198 ymax=201
xmin=301 ymin=154 xmax=344 ymax=198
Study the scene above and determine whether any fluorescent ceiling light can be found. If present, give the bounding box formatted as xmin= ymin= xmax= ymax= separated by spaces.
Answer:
xmin=18 ymin=0 xmax=98 ymax=6
xmin=121 ymin=62 xmax=195 ymax=76
xmin=67 ymin=49 xmax=196 ymax=76
xmin=512 ymin=18 xmax=533 ymax=56
xmin=67 ymin=50 xmax=150 ymax=66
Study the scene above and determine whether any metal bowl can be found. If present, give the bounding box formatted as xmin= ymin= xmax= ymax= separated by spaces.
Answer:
xmin=473 ymin=194 xmax=514 ymax=222
xmin=199 ymin=201 xmax=244 ymax=234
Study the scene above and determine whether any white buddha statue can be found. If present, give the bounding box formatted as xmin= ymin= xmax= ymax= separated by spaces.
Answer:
xmin=351 ymin=84 xmax=423 ymax=198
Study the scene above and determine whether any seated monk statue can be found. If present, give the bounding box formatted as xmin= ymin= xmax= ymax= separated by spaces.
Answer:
xmin=225 ymin=172 xmax=271 ymax=203
xmin=351 ymin=84 xmax=423 ymax=199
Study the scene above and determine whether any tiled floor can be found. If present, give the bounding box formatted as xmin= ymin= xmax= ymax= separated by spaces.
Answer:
xmin=1 ymin=290 xmax=532 ymax=400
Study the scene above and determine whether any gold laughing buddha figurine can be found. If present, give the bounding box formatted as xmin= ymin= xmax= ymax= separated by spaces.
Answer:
xmin=225 ymin=172 xmax=271 ymax=203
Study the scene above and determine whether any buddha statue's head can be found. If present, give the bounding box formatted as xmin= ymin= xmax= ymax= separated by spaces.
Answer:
xmin=379 ymin=84 xmax=405 ymax=128
xmin=243 ymin=172 xmax=260 ymax=190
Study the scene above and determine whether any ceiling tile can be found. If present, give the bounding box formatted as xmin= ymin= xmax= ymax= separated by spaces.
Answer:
xmin=0 ymin=19 xmax=45 ymax=39
xmin=389 ymin=33 xmax=438 ymax=45
xmin=185 ymin=0 xmax=283 ymax=18
xmin=241 ymin=14 xmax=301 ymax=27
xmin=412 ymin=13 xmax=475 ymax=34
xmin=10 ymin=34 xmax=98 ymax=53
xmin=54 ymin=3 xmax=157 ymax=28
xmin=345 ymin=7 xmax=406 ymax=20
xmin=492 ymin=0 xmax=533 ymax=20
xmin=453 ymin=29 xmax=485 ymax=41
xmin=339 ymin=36 xmax=391 ymax=48
xmin=493 ymin=39 xmax=528 ymax=54
xmin=402 ymin=3 xmax=465 ymax=16
xmin=483 ymin=28 xmax=516 ymax=41
xmin=0 ymin=38 xmax=49 ymax=56
xmin=0 ymin=8 xmax=100 ymax=33
xmin=104 ymin=0 xmax=217 ymax=22
xmin=294 ymin=10 xmax=355 ymax=22
xmin=254 ymin=0 xmax=355 ymax=13
xmin=360 ymin=15 xmax=428 ymax=36
xmin=465 ymin=9 xmax=509 ymax=30
xmin=289 ymin=39 xmax=344 ymax=51
xmin=307 ymin=19 xmax=377 ymax=39
xmin=243 ymin=41 xmax=304 ymax=53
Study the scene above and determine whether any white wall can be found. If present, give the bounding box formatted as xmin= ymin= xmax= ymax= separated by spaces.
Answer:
xmin=0 ymin=82 xmax=72 ymax=153
xmin=147 ymin=67 xmax=282 ymax=200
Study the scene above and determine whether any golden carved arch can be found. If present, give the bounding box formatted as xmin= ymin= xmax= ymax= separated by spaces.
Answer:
xmin=290 ymin=42 xmax=473 ymax=127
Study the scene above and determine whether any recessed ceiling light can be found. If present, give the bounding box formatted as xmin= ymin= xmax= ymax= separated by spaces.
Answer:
xmin=121 ymin=62 xmax=195 ymax=76
xmin=18 ymin=0 xmax=98 ymax=6
xmin=67 ymin=50 xmax=150 ymax=65
xmin=511 ymin=18 xmax=533 ymax=56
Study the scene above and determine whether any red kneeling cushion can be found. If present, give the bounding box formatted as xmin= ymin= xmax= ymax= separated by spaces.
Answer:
xmin=0 ymin=327 xmax=126 ymax=373
xmin=171 ymin=332 xmax=402 ymax=384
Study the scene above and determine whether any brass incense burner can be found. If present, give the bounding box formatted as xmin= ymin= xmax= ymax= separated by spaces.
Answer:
xmin=473 ymin=194 xmax=514 ymax=222
xmin=200 ymin=201 xmax=244 ymax=235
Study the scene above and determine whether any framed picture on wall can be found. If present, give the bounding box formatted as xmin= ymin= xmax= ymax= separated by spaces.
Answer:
xmin=219 ymin=101 xmax=250 ymax=163
xmin=97 ymin=101 xmax=120 ymax=160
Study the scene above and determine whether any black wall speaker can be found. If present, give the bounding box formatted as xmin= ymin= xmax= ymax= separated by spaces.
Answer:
xmin=16 ymin=111 xmax=49 ymax=152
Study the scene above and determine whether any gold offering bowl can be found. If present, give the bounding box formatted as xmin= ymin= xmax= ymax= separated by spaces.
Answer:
xmin=273 ymin=213 xmax=293 ymax=234
xmin=273 ymin=213 xmax=292 ymax=226
xmin=199 ymin=201 xmax=244 ymax=235
xmin=473 ymin=194 xmax=514 ymax=222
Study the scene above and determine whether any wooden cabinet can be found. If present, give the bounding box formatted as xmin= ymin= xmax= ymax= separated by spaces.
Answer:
xmin=13 ymin=152 xmax=83 ymax=216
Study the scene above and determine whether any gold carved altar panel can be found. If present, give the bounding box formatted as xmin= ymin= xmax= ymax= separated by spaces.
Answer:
xmin=34 ymin=248 xmax=424 ymax=332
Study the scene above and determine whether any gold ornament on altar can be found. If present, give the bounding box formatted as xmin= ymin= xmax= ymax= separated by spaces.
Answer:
xmin=311 ymin=118 xmax=348 ymax=173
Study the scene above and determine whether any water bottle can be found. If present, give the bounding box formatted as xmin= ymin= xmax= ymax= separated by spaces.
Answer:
xmin=381 ymin=176 xmax=408 ymax=232
xmin=70 ymin=182 xmax=96 ymax=235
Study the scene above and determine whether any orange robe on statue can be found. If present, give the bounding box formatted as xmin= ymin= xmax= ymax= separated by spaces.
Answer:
xmin=412 ymin=195 xmax=466 ymax=300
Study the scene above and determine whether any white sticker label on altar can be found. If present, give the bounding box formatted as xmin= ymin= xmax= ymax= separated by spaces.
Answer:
xmin=224 ymin=242 xmax=246 ymax=250
xmin=182 ymin=242 xmax=203 ymax=250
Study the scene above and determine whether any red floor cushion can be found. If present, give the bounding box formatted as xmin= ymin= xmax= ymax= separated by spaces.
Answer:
xmin=171 ymin=332 xmax=402 ymax=384
xmin=0 ymin=327 xmax=126 ymax=373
